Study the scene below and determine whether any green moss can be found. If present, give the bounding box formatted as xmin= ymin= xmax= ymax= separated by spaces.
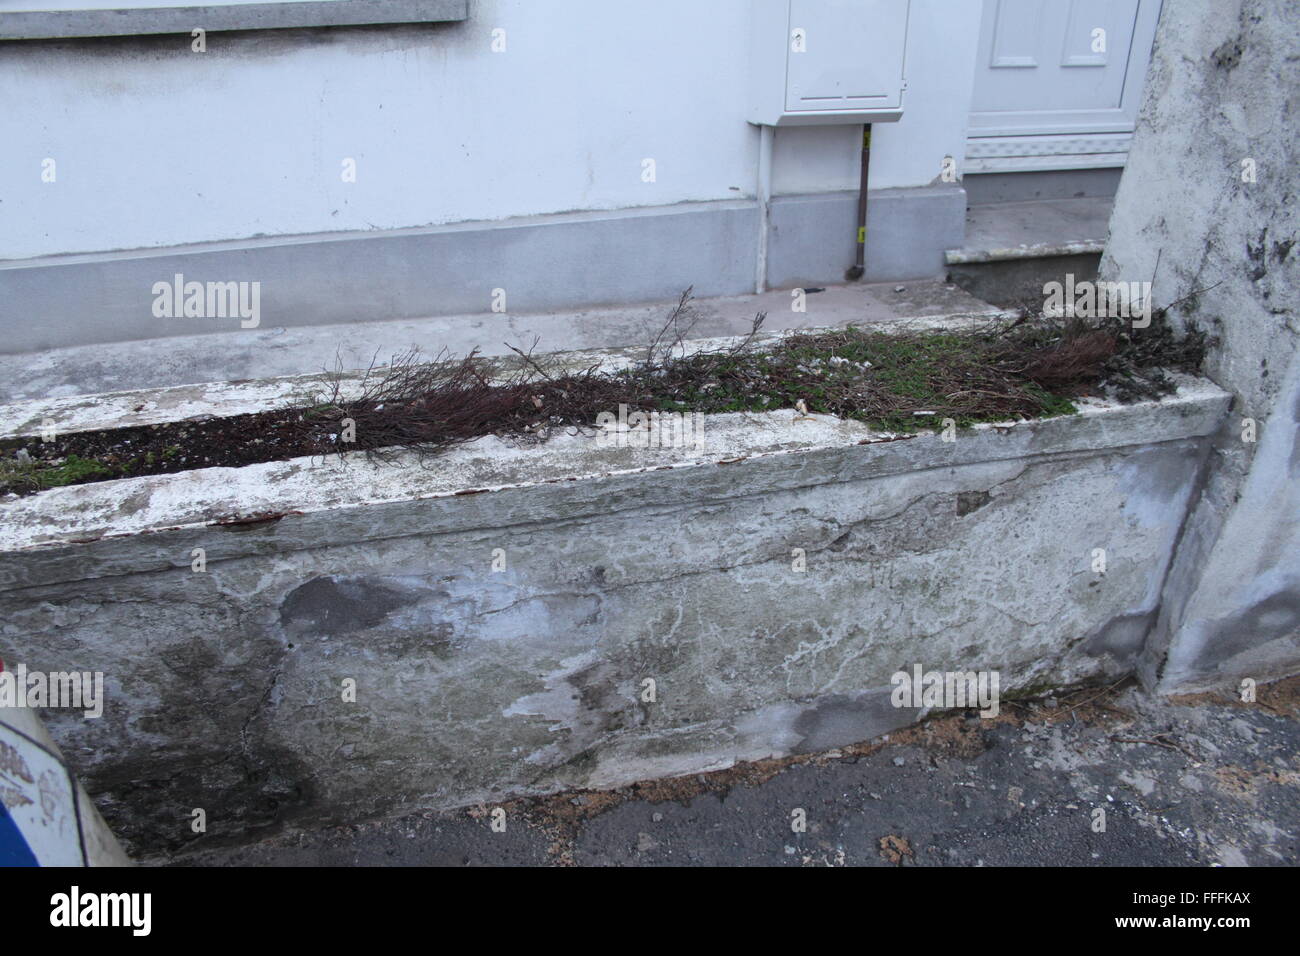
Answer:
xmin=44 ymin=454 xmax=113 ymax=487
xmin=626 ymin=326 xmax=1082 ymax=435
xmin=0 ymin=453 xmax=112 ymax=493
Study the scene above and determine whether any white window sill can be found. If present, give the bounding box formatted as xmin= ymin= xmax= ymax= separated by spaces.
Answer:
xmin=0 ymin=1 xmax=468 ymax=40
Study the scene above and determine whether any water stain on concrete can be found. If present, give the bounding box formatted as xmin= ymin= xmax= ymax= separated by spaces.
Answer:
xmin=279 ymin=575 xmax=422 ymax=636
xmin=792 ymin=690 xmax=904 ymax=754
xmin=1196 ymin=589 xmax=1300 ymax=674
xmin=1081 ymin=610 xmax=1156 ymax=668
xmin=956 ymin=490 xmax=991 ymax=516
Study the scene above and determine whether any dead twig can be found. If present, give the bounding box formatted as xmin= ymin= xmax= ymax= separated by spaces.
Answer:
xmin=1109 ymin=733 xmax=1200 ymax=761
xmin=504 ymin=336 xmax=557 ymax=384
xmin=644 ymin=286 xmax=700 ymax=369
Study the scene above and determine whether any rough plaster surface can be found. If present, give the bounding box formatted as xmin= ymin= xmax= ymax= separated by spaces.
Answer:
xmin=1100 ymin=0 xmax=1300 ymax=691
xmin=0 ymin=373 xmax=1229 ymax=853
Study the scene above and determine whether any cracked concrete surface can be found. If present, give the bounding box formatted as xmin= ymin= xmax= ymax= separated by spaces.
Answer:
xmin=4 ymin=435 xmax=1220 ymax=854
xmin=1100 ymin=0 xmax=1300 ymax=694
xmin=0 ymin=372 xmax=1232 ymax=856
xmin=172 ymin=676 xmax=1300 ymax=867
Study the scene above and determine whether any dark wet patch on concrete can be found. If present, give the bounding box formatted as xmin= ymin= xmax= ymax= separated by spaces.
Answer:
xmin=1189 ymin=589 xmax=1300 ymax=679
xmin=279 ymin=575 xmax=423 ymax=636
xmin=792 ymin=690 xmax=906 ymax=754
xmin=1081 ymin=610 xmax=1156 ymax=668
xmin=956 ymin=490 xmax=991 ymax=516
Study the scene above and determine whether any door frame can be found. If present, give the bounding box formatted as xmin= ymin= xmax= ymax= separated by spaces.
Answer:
xmin=964 ymin=0 xmax=1163 ymax=173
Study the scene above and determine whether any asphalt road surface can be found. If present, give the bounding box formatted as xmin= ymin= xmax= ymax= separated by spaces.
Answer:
xmin=174 ymin=677 xmax=1299 ymax=867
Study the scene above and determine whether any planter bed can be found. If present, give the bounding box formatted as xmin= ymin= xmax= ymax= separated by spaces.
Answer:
xmin=0 ymin=331 xmax=1230 ymax=855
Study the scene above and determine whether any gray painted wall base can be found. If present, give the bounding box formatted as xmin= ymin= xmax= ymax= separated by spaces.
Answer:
xmin=767 ymin=185 xmax=965 ymax=289
xmin=0 ymin=187 xmax=965 ymax=354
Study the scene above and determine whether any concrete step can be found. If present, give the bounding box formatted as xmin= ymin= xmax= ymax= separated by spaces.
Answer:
xmin=944 ymin=196 xmax=1113 ymax=309
xmin=945 ymin=196 xmax=1113 ymax=266
xmin=0 ymin=279 xmax=1008 ymax=404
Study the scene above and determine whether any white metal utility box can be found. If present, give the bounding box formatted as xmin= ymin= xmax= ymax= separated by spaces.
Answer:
xmin=749 ymin=0 xmax=911 ymax=126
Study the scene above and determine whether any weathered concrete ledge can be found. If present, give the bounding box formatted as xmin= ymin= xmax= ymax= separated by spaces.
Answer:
xmin=0 ymin=312 xmax=1012 ymax=440
xmin=944 ymin=239 xmax=1107 ymax=265
xmin=1 ymin=377 xmax=1230 ymax=590
xmin=0 ymin=279 xmax=1006 ymax=404
xmin=0 ymin=364 xmax=1232 ymax=854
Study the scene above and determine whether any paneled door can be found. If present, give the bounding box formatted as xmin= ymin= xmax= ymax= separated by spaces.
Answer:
xmin=965 ymin=0 xmax=1163 ymax=173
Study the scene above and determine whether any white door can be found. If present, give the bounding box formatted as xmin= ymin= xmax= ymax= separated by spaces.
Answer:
xmin=965 ymin=0 xmax=1163 ymax=172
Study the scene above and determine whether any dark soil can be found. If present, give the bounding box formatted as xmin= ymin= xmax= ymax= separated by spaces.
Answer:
xmin=0 ymin=305 xmax=1207 ymax=497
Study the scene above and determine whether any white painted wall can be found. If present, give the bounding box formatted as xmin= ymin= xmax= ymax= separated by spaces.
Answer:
xmin=1 ymin=0 xmax=981 ymax=260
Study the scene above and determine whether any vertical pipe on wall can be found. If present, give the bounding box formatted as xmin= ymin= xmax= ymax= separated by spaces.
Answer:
xmin=845 ymin=124 xmax=872 ymax=281
xmin=755 ymin=123 xmax=774 ymax=294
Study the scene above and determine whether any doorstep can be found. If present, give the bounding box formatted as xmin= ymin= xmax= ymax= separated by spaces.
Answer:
xmin=945 ymin=196 xmax=1113 ymax=266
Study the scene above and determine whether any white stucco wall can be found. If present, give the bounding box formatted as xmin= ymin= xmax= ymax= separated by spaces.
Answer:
xmin=0 ymin=0 xmax=981 ymax=260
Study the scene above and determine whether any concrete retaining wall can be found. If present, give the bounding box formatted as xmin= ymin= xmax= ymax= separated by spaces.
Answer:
xmin=0 ymin=363 xmax=1230 ymax=853
xmin=1100 ymin=0 xmax=1300 ymax=692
